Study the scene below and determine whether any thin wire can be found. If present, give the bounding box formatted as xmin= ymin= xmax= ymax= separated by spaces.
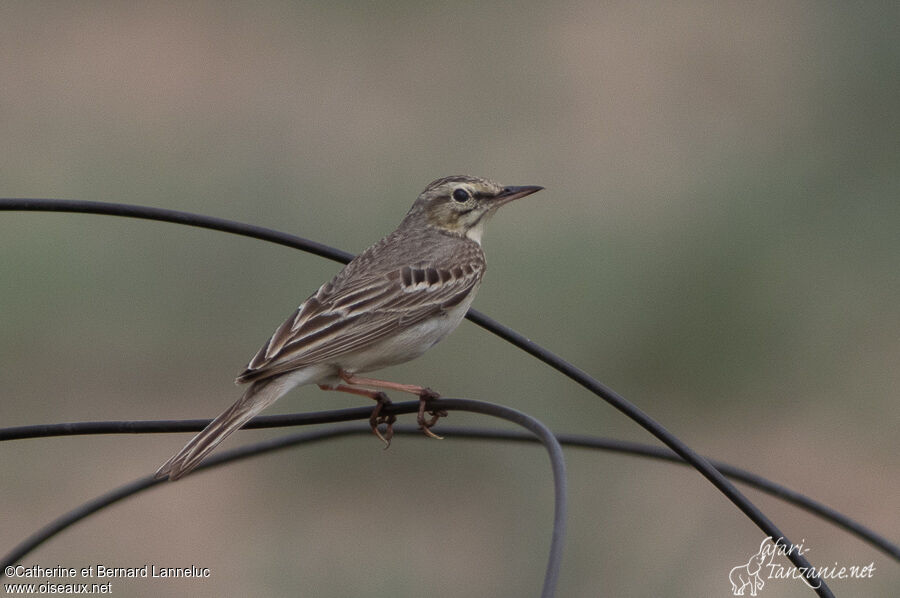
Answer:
xmin=0 ymin=198 xmax=355 ymax=263
xmin=1 ymin=401 xmax=567 ymax=598
xmin=3 ymin=415 xmax=898 ymax=561
xmin=0 ymin=198 xmax=840 ymax=596
xmin=468 ymin=312 xmax=836 ymax=595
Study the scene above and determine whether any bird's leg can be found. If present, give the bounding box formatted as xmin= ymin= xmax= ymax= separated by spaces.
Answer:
xmin=338 ymin=371 xmax=446 ymax=440
xmin=318 ymin=383 xmax=395 ymax=447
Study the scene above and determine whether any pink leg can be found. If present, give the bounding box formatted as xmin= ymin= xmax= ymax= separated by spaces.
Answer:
xmin=318 ymin=383 xmax=396 ymax=447
xmin=336 ymin=371 xmax=446 ymax=440
xmin=339 ymin=372 xmax=435 ymax=397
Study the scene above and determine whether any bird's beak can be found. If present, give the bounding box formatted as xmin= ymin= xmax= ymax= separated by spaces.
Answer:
xmin=492 ymin=185 xmax=544 ymax=207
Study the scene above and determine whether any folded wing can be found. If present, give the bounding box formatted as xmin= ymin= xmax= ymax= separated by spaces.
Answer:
xmin=236 ymin=260 xmax=483 ymax=383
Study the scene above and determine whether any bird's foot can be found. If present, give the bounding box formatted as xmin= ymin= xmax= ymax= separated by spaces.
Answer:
xmin=416 ymin=388 xmax=446 ymax=440
xmin=369 ymin=392 xmax=396 ymax=449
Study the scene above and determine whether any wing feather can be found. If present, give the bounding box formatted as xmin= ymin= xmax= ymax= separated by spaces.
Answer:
xmin=236 ymin=259 xmax=483 ymax=383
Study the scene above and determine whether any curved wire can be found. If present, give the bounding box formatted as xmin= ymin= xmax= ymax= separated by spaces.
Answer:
xmin=0 ymin=198 xmax=839 ymax=596
xmin=0 ymin=198 xmax=354 ymax=262
xmin=1 ymin=400 xmax=567 ymax=598
xmin=2 ymin=414 xmax=898 ymax=562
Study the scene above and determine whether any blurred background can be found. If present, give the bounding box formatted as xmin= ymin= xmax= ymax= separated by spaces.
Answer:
xmin=1 ymin=2 xmax=897 ymax=596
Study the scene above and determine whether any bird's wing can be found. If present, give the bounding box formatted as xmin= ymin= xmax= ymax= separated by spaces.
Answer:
xmin=236 ymin=260 xmax=483 ymax=382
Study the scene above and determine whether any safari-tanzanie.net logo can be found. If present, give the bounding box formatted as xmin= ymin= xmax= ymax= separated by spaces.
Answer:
xmin=728 ymin=536 xmax=875 ymax=596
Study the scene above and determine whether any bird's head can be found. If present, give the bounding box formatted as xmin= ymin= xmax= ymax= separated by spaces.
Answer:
xmin=405 ymin=175 xmax=543 ymax=244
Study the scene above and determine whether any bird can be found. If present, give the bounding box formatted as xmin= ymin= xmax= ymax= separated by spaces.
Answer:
xmin=154 ymin=175 xmax=543 ymax=481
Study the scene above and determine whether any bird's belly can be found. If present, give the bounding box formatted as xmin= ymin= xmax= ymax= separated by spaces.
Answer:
xmin=339 ymin=293 xmax=476 ymax=373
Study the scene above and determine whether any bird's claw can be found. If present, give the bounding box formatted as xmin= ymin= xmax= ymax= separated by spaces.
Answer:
xmin=369 ymin=392 xmax=396 ymax=449
xmin=417 ymin=389 xmax=445 ymax=440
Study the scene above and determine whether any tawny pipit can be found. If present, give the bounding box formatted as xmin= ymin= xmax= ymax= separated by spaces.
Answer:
xmin=155 ymin=175 xmax=542 ymax=480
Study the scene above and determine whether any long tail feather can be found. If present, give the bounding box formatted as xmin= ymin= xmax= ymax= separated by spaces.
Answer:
xmin=155 ymin=377 xmax=291 ymax=481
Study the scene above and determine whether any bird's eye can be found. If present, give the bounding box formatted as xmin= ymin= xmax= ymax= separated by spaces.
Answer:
xmin=452 ymin=188 xmax=470 ymax=202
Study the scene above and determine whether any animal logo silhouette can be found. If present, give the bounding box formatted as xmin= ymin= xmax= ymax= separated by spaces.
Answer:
xmin=729 ymin=538 xmax=769 ymax=596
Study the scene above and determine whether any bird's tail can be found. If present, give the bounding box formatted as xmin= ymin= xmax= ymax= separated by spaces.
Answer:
xmin=155 ymin=376 xmax=292 ymax=481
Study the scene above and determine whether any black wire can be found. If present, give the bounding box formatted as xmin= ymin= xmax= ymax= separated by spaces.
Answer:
xmin=0 ymin=198 xmax=842 ymax=596
xmin=0 ymin=401 xmax=567 ymax=598
xmin=3 ymin=415 xmax=898 ymax=562
xmin=0 ymin=198 xmax=355 ymax=263
xmin=468 ymin=312 xmax=838 ymax=594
